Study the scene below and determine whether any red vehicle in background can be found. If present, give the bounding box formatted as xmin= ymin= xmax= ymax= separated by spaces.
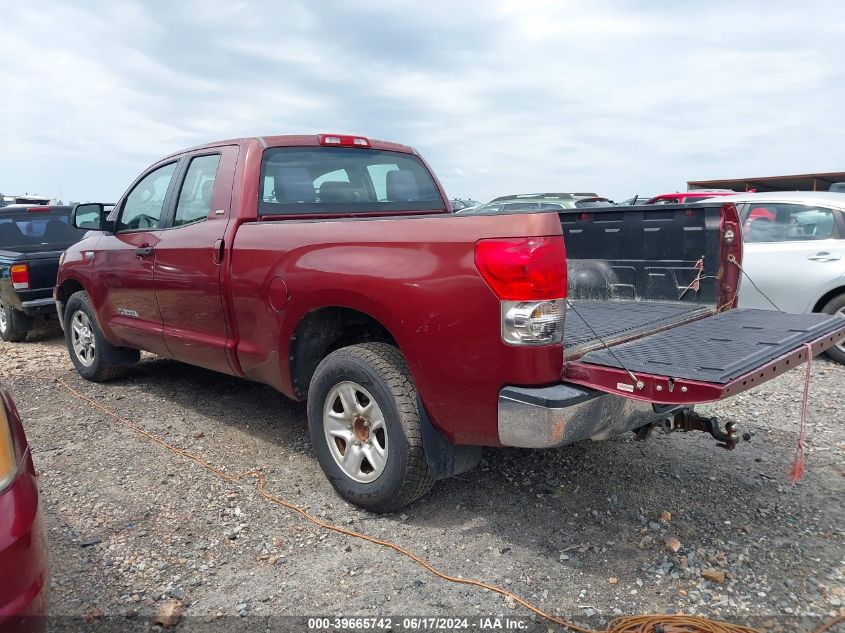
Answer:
xmin=646 ymin=190 xmax=737 ymax=204
xmin=0 ymin=384 xmax=48 ymax=627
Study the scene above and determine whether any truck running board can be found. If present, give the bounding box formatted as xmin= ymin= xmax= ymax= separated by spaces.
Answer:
xmin=563 ymin=308 xmax=845 ymax=405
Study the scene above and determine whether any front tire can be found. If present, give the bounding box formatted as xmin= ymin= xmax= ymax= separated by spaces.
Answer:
xmin=64 ymin=291 xmax=139 ymax=381
xmin=307 ymin=343 xmax=433 ymax=512
xmin=0 ymin=299 xmax=28 ymax=342
xmin=821 ymin=292 xmax=845 ymax=364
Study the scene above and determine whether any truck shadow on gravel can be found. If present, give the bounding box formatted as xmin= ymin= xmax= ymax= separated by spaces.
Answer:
xmin=98 ymin=355 xmax=840 ymax=586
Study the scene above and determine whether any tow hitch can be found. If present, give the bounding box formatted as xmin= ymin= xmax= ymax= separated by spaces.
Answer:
xmin=637 ymin=409 xmax=751 ymax=450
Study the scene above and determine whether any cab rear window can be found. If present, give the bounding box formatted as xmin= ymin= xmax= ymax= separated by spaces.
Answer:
xmin=0 ymin=212 xmax=83 ymax=249
xmin=259 ymin=147 xmax=445 ymax=215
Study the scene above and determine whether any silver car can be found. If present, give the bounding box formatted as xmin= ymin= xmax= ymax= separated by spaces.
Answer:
xmin=703 ymin=191 xmax=845 ymax=363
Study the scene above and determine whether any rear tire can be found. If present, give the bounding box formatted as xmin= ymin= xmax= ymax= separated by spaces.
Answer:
xmin=0 ymin=299 xmax=28 ymax=342
xmin=821 ymin=293 xmax=845 ymax=364
xmin=64 ymin=291 xmax=139 ymax=381
xmin=307 ymin=343 xmax=433 ymax=512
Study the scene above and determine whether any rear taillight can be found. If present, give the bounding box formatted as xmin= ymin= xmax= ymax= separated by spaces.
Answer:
xmin=475 ymin=236 xmax=567 ymax=346
xmin=501 ymin=299 xmax=566 ymax=345
xmin=475 ymin=236 xmax=567 ymax=300
xmin=10 ymin=263 xmax=30 ymax=290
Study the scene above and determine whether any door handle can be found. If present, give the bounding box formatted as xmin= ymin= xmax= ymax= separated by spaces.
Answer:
xmin=212 ymin=239 xmax=224 ymax=264
xmin=807 ymin=252 xmax=841 ymax=262
xmin=134 ymin=245 xmax=154 ymax=257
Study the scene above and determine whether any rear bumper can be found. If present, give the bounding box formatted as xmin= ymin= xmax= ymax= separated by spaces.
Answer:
xmin=0 ymin=452 xmax=49 ymax=623
xmin=498 ymin=383 xmax=683 ymax=448
xmin=1 ymin=289 xmax=56 ymax=317
xmin=19 ymin=298 xmax=55 ymax=317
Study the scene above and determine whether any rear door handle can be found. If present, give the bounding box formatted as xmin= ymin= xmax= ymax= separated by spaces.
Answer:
xmin=212 ymin=239 xmax=224 ymax=264
xmin=134 ymin=245 xmax=154 ymax=257
xmin=807 ymin=252 xmax=841 ymax=262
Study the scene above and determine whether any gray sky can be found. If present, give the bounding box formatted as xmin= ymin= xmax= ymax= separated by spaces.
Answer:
xmin=1 ymin=0 xmax=843 ymax=204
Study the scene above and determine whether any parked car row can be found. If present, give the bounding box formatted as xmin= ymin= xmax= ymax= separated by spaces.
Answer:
xmin=457 ymin=190 xmax=737 ymax=211
xmin=456 ymin=189 xmax=741 ymax=210
xmin=455 ymin=192 xmax=616 ymax=214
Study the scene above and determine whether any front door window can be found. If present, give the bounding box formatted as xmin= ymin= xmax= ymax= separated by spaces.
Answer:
xmin=117 ymin=162 xmax=177 ymax=231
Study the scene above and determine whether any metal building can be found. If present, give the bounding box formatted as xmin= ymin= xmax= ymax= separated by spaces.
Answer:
xmin=687 ymin=171 xmax=845 ymax=193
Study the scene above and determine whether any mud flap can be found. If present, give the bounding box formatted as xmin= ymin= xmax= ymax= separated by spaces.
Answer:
xmin=416 ymin=397 xmax=482 ymax=481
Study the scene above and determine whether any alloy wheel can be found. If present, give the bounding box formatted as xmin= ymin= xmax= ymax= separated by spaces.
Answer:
xmin=323 ymin=381 xmax=388 ymax=483
xmin=71 ymin=310 xmax=96 ymax=367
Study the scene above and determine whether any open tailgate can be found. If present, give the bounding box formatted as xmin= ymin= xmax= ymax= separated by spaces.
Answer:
xmin=563 ymin=308 xmax=845 ymax=404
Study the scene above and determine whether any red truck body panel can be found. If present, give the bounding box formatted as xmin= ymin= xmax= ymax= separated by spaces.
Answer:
xmin=229 ymin=211 xmax=564 ymax=445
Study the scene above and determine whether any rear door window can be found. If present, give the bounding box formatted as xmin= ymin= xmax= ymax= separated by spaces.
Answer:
xmin=742 ymin=203 xmax=840 ymax=243
xmin=173 ymin=154 xmax=221 ymax=227
xmin=259 ymin=147 xmax=444 ymax=215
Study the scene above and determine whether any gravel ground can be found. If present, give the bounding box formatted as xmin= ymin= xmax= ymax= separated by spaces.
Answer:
xmin=1 ymin=322 xmax=844 ymax=632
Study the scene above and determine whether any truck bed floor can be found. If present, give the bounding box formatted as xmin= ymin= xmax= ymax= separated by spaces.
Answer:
xmin=578 ymin=308 xmax=845 ymax=383
xmin=564 ymin=300 xmax=711 ymax=358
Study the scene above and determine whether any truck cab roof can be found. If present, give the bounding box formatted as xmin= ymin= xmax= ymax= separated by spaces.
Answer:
xmin=162 ymin=134 xmax=419 ymax=162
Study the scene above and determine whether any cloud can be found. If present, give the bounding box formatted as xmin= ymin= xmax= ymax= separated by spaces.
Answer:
xmin=0 ymin=0 xmax=842 ymax=203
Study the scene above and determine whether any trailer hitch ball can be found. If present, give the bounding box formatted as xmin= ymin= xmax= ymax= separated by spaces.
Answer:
xmin=672 ymin=411 xmax=742 ymax=450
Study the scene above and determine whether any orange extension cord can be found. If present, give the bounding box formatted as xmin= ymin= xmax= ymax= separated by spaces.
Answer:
xmin=3 ymin=371 xmax=842 ymax=633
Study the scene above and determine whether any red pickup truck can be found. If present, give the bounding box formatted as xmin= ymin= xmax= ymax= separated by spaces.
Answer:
xmin=55 ymin=134 xmax=845 ymax=511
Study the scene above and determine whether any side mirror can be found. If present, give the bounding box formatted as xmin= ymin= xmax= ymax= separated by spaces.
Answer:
xmin=72 ymin=203 xmax=114 ymax=231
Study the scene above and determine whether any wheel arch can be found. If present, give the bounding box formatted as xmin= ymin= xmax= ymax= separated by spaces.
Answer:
xmin=56 ymin=277 xmax=86 ymax=305
xmin=812 ymin=284 xmax=845 ymax=313
xmin=55 ymin=277 xmax=87 ymax=329
xmin=288 ymin=306 xmax=398 ymax=400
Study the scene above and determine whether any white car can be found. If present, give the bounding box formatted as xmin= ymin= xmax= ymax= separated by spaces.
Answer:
xmin=702 ymin=191 xmax=845 ymax=363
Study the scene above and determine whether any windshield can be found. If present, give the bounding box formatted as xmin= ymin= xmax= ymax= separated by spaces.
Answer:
xmin=259 ymin=147 xmax=445 ymax=215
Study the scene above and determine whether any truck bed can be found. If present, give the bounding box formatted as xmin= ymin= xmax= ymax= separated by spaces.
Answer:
xmin=559 ymin=203 xmax=730 ymax=359
xmin=558 ymin=202 xmax=845 ymax=402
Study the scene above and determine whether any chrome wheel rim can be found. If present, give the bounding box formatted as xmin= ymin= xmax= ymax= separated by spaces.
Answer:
xmin=323 ymin=381 xmax=388 ymax=483
xmin=837 ymin=306 xmax=845 ymax=355
xmin=0 ymin=303 xmax=7 ymax=335
xmin=70 ymin=310 xmax=96 ymax=367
